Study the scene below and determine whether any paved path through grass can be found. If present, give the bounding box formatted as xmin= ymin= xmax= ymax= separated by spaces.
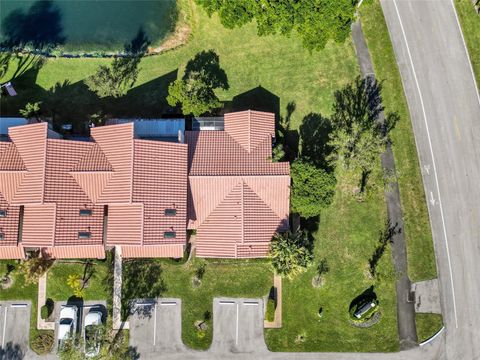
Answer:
xmin=351 ymin=20 xmax=417 ymax=350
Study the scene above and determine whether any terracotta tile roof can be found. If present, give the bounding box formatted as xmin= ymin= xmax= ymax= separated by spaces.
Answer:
xmin=187 ymin=110 xmax=290 ymax=258
xmin=44 ymin=139 xmax=105 ymax=246
xmin=43 ymin=245 xmax=105 ymax=259
xmin=91 ymin=124 xmax=134 ymax=203
xmin=22 ymin=203 xmax=56 ymax=247
xmin=0 ymin=143 xmax=27 ymax=170
xmin=121 ymin=244 xmax=184 ymax=258
xmin=224 ymin=110 xmax=275 ymax=152
xmin=133 ymin=139 xmax=188 ymax=245
xmin=106 ymin=203 xmax=144 ymax=246
xmin=0 ymin=246 xmax=25 ymax=259
xmin=0 ymin=200 xmax=20 ymax=246
xmin=7 ymin=123 xmax=47 ymax=204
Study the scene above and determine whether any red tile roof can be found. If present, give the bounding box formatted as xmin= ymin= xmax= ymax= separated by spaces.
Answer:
xmin=0 ymin=110 xmax=289 ymax=259
xmin=186 ymin=110 xmax=290 ymax=258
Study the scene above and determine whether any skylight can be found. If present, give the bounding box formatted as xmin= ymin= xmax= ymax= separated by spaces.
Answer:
xmin=0 ymin=210 xmax=6 ymax=218
xmin=165 ymin=208 xmax=177 ymax=216
xmin=164 ymin=231 xmax=176 ymax=239
xmin=78 ymin=231 xmax=91 ymax=239
xmin=79 ymin=209 xmax=92 ymax=216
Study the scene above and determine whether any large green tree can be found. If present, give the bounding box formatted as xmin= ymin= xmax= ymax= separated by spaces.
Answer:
xmin=328 ymin=76 xmax=397 ymax=187
xmin=290 ymin=160 xmax=336 ymax=218
xmin=167 ymin=49 xmax=228 ymax=116
xmin=196 ymin=0 xmax=357 ymax=51
xmin=269 ymin=230 xmax=313 ymax=279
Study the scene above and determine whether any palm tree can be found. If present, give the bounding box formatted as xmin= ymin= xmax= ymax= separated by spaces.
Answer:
xmin=269 ymin=230 xmax=313 ymax=279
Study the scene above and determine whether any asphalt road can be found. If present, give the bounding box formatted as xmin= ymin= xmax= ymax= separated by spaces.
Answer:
xmin=381 ymin=1 xmax=480 ymax=359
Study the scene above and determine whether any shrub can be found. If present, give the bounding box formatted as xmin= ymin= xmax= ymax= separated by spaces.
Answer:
xmin=31 ymin=331 xmax=54 ymax=354
xmin=40 ymin=298 xmax=54 ymax=320
xmin=266 ymin=298 xmax=275 ymax=322
xmin=40 ymin=305 xmax=49 ymax=320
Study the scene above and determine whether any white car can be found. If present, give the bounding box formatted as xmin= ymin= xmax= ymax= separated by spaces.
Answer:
xmin=57 ymin=305 xmax=78 ymax=348
xmin=84 ymin=310 xmax=103 ymax=357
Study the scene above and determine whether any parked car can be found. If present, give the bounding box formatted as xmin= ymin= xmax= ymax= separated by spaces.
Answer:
xmin=57 ymin=305 xmax=78 ymax=349
xmin=84 ymin=310 xmax=103 ymax=357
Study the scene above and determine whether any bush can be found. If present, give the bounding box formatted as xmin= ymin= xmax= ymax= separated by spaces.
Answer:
xmin=31 ymin=331 xmax=54 ymax=354
xmin=40 ymin=299 xmax=54 ymax=320
xmin=266 ymin=298 xmax=275 ymax=322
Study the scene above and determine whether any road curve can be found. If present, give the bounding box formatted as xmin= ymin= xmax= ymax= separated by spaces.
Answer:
xmin=381 ymin=1 xmax=480 ymax=359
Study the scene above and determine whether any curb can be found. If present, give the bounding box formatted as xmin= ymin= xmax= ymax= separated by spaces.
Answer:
xmin=419 ymin=325 xmax=445 ymax=346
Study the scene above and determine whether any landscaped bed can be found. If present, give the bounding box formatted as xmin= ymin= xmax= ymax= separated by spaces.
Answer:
xmin=415 ymin=313 xmax=444 ymax=343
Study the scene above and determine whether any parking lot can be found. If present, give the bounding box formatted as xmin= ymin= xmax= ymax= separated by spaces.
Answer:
xmin=0 ymin=301 xmax=31 ymax=360
xmin=129 ymin=298 xmax=186 ymax=355
xmin=211 ymin=298 xmax=268 ymax=354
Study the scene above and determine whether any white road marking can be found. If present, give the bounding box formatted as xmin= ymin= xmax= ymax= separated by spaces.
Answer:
xmin=429 ymin=192 xmax=436 ymax=206
xmin=450 ymin=0 xmax=480 ymax=107
xmin=160 ymin=302 xmax=177 ymax=306
xmin=2 ymin=306 xmax=7 ymax=348
xmin=243 ymin=301 xmax=258 ymax=306
xmin=153 ymin=303 xmax=157 ymax=346
xmin=219 ymin=301 xmax=235 ymax=305
xmin=423 ymin=164 xmax=430 ymax=175
xmin=235 ymin=303 xmax=239 ymax=346
xmin=392 ymin=0 xmax=459 ymax=328
xmin=10 ymin=304 xmax=27 ymax=308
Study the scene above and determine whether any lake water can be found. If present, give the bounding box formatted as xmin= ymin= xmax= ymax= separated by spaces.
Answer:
xmin=0 ymin=0 xmax=177 ymax=53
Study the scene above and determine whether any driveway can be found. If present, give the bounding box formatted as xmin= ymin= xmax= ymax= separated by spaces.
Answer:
xmin=381 ymin=1 xmax=480 ymax=359
xmin=129 ymin=298 xmax=187 ymax=356
xmin=210 ymin=298 xmax=268 ymax=355
xmin=0 ymin=301 xmax=31 ymax=360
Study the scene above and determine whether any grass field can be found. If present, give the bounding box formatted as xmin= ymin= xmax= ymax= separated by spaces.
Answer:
xmin=154 ymin=258 xmax=273 ymax=350
xmin=415 ymin=313 xmax=444 ymax=343
xmin=359 ymin=1 xmax=437 ymax=282
xmin=46 ymin=260 xmax=110 ymax=301
xmin=455 ymin=0 xmax=480 ymax=89
xmin=0 ymin=0 xmax=357 ymax=133
xmin=265 ymin=168 xmax=399 ymax=352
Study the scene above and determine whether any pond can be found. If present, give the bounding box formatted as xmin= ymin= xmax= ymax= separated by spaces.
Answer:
xmin=0 ymin=0 xmax=178 ymax=53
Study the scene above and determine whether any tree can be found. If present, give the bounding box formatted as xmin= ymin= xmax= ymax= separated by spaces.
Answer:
xmin=18 ymin=251 xmax=54 ymax=285
xmin=19 ymin=101 xmax=42 ymax=120
xmin=328 ymin=77 xmax=397 ymax=189
xmin=196 ymin=0 xmax=357 ymax=51
xmin=167 ymin=50 xmax=228 ymax=116
xmin=269 ymin=230 xmax=313 ymax=279
xmin=122 ymin=260 xmax=166 ymax=319
xmin=290 ymin=160 xmax=336 ymax=218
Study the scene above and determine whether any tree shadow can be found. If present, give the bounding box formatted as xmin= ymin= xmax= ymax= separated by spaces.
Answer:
xmin=368 ymin=218 xmax=399 ymax=277
xmin=0 ymin=341 xmax=25 ymax=360
xmin=183 ymin=49 xmax=229 ymax=90
xmin=299 ymin=113 xmax=333 ymax=171
xmin=349 ymin=285 xmax=377 ymax=312
xmin=1 ymin=0 xmax=66 ymax=52
xmin=121 ymin=260 xmax=166 ymax=320
xmin=276 ymin=101 xmax=299 ymax=163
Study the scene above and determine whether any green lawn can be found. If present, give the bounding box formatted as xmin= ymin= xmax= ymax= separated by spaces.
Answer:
xmin=0 ymin=260 xmax=51 ymax=351
xmin=455 ymin=0 xmax=480 ymax=89
xmin=46 ymin=260 xmax=110 ymax=301
xmin=0 ymin=0 xmax=357 ymax=132
xmin=415 ymin=313 xmax=443 ymax=343
xmin=127 ymin=258 xmax=272 ymax=350
xmin=265 ymin=168 xmax=399 ymax=352
xmin=359 ymin=1 xmax=437 ymax=282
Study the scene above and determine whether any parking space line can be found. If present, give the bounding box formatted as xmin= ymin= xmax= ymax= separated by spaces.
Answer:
xmin=235 ymin=303 xmax=239 ymax=345
xmin=243 ymin=301 xmax=258 ymax=306
xmin=10 ymin=303 xmax=27 ymax=308
xmin=160 ymin=302 xmax=177 ymax=306
xmin=219 ymin=300 xmax=235 ymax=305
xmin=153 ymin=303 xmax=157 ymax=347
xmin=2 ymin=306 xmax=7 ymax=348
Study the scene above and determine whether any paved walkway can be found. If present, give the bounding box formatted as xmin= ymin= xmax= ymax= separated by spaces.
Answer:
xmin=113 ymin=246 xmax=129 ymax=330
xmin=37 ymin=273 xmax=54 ymax=330
xmin=264 ymin=275 xmax=282 ymax=328
xmin=351 ymin=20 xmax=417 ymax=350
